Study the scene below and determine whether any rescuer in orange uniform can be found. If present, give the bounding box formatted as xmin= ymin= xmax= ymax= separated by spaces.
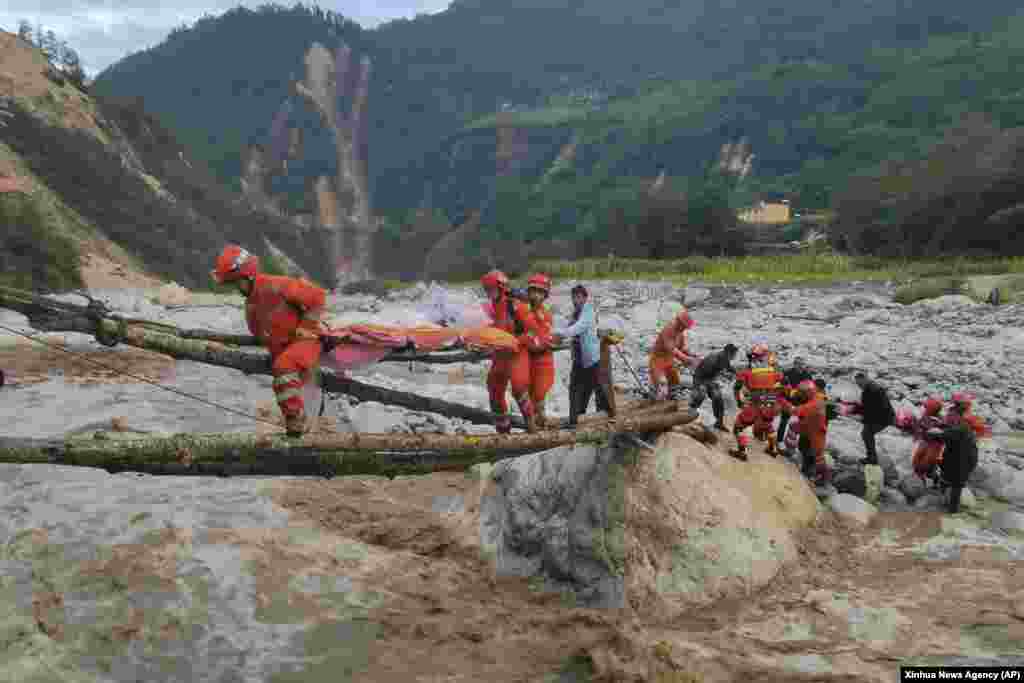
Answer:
xmin=945 ymin=391 xmax=992 ymax=438
xmin=782 ymin=379 xmax=832 ymax=486
xmin=211 ymin=244 xmax=327 ymax=437
xmin=481 ymin=270 xmax=538 ymax=434
xmin=648 ymin=308 xmax=696 ymax=400
xmin=911 ymin=395 xmax=947 ymax=485
xmin=731 ymin=343 xmax=784 ymax=459
xmin=522 ymin=273 xmax=556 ymax=428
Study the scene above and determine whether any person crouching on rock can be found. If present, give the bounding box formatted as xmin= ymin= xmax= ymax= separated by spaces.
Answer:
xmin=480 ymin=269 xmax=538 ymax=434
xmin=648 ymin=307 xmax=696 ymax=400
xmin=554 ymin=284 xmax=614 ymax=427
xmin=522 ymin=273 xmax=556 ymax=429
xmin=211 ymin=244 xmax=326 ymax=437
xmin=689 ymin=343 xmax=738 ymax=431
xmin=926 ymin=415 xmax=979 ymax=514
xmin=780 ymin=380 xmax=831 ymax=486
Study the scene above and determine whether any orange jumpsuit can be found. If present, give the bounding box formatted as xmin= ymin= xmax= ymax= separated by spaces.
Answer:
xmin=945 ymin=409 xmax=992 ymax=438
xmin=793 ymin=396 xmax=829 ymax=478
xmin=244 ymin=273 xmax=326 ymax=421
xmin=912 ymin=414 xmax=946 ymax=480
xmin=484 ymin=295 xmax=535 ymax=432
xmin=649 ymin=320 xmax=691 ymax=389
xmin=522 ymin=303 xmax=555 ymax=415
xmin=733 ymin=366 xmax=784 ymax=439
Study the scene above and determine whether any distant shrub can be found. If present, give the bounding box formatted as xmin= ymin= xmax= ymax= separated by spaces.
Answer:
xmin=0 ymin=193 xmax=82 ymax=291
xmin=893 ymin=277 xmax=967 ymax=304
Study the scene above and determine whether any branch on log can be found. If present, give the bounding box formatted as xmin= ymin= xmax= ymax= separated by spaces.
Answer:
xmin=0 ymin=408 xmax=698 ymax=477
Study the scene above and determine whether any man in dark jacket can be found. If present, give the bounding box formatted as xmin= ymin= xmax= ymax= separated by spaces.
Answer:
xmin=854 ymin=371 xmax=896 ymax=465
xmin=689 ymin=343 xmax=738 ymax=431
xmin=926 ymin=418 xmax=979 ymax=513
xmin=777 ymin=357 xmax=814 ymax=444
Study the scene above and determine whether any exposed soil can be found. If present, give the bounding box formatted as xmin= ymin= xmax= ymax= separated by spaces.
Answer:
xmin=269 ymin=465 xmax=1024 ymax=682
xmin=78 ymin=250 xmax=168 ymax=290
xmin=0 ymin=31 xmax=102 ymax=133
xmin=0 ymin=337 xmax=175 ymax=387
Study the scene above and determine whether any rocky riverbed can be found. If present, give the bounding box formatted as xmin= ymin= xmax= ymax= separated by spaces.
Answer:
xmin=1 ymin=279 xmax=1024 ymax=682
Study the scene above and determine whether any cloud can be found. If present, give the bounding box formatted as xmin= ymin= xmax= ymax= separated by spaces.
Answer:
xmin=1 ymin=1 xmax=450 ymax=77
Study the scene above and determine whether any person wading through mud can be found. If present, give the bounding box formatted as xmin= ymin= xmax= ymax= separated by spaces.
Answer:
xmin=648 ymin=307 xmax=696 ymax=401
xmin=522 ymin=274 xmax=556 ymax=429
xmin=777 ymin=356 xmax=813 ymax=445
xmin=211 ymin=244 xmax=326 ymax=437
xmin=481 ymin=270 xmax=538 ymax=434
xmin=852 ymin=372 xmax=896 ymax=465
xmin=554 ymin=284 xmax=615 ymax=427
xmin=689 ymin=343 xmax=738 ymax=431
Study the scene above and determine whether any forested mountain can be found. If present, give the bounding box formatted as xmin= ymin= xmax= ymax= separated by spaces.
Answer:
xmin=0 ymin=30 xmax=333 ymax=292
xmin=90 ymin=1 xmax=1024 ymax=279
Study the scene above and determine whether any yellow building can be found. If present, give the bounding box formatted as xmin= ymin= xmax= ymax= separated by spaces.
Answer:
xmin=738 ymin=200 xmax=791 ymax=224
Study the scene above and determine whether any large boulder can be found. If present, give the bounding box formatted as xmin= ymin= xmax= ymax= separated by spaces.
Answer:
xmin=479 ymin=433 xmax=820 ymax=614
xmin=832 ymin=466 xmax=867 ymax=498
xmin=969 ymin=460 xmax=1024 ymax=507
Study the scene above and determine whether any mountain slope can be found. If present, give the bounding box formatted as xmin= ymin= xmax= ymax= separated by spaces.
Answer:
xmin=0 ymin=30 xmax=333 ymax=292
xmin=92 ymin=1 xmax=1020 ymax=211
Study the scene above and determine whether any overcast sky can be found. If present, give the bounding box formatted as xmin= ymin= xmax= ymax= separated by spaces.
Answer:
xmin=1 ymin=1 xmax=451 ymax=78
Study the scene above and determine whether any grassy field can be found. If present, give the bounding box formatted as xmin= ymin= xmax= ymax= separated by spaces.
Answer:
xmin=525 ymin=253 xmax=1024 ymax=287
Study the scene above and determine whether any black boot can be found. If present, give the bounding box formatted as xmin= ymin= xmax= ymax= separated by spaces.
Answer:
xmin=947 ymin=486 xmax=963 ymax=514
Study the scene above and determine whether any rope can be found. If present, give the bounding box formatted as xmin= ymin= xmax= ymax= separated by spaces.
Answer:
xmin=0 ymin=322 xmax=283 ymax=428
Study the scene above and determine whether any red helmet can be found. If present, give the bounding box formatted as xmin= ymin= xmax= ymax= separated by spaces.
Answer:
xmin=923 ymin=396 xmax=943 ymax=416
xmin=676 ymin=307 xmax=695 ymax=329
xmin=527 ymin=273 xmax=552 ymax=293
xmin=480 ymin=269 xmax=509 ymax=291
xmin=212 ymin=244 xmax=259 ymax=283
xmin=750 ymin=343 xmax=770 ymax=359
xmin=950 ymin=391 xmax=974 ymax=407
xmin=797 ymin=379 xmax=816 ymax=397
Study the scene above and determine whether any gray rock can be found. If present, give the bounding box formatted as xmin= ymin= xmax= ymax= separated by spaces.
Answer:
xmin=879 ymin=487 xmax=908 ymax=507
xmin=682 ymin=287 xmax=711 ymax=307
xmin=969 ymin=460 xmax=1024 ymax=506
xmin=827 ymin=493 xmax=878 ymax=527
xmin=832 ymin=467 xmax=867 ymax=498
xmin=900 ymin=475 xmax=927 ymax=502
xmin=990 ymin=510 xmax=1024 ymax=534
xmin=706 ymin=286 xmax=749 ymax=309
xmin=480 ymin=443 xmax=626 ymax=608
xmin=914 ymin=492 xmax=948 ymax=511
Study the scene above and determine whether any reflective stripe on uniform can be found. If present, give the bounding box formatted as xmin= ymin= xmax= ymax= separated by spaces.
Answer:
xmin=276 ymin=387 xmax=304 ymax=403
xmin=274 ymin=373 xmax=302 ymax=387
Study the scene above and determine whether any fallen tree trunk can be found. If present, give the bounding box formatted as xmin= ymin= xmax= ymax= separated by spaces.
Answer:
xmin=0 ymin=286 xmax=673 ymax=432
xmin=0 ymin=408 xmax=698 ymax=477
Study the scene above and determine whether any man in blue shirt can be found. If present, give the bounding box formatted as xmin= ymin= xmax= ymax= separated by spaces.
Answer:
xmin=554 ymin=284 xmax=614 ymax=427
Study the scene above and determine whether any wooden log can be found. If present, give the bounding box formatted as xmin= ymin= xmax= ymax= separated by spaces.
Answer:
xmin=0 ymin=409 xmax=698 ymax=477
xmin=0 ymin=286 xmax=666 ymax=431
